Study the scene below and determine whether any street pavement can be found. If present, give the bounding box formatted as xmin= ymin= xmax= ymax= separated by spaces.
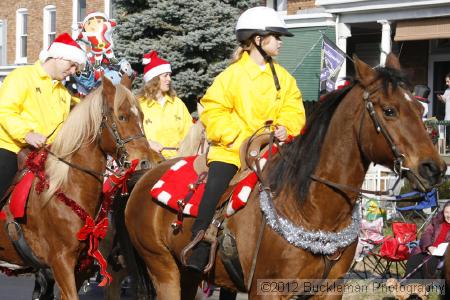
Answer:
xmin=0 ymin=273 xmax=247 ymax=299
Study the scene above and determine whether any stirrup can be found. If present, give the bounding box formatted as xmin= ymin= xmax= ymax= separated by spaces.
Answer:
xmin=180 ymin=230 xmax=205 ymax=266
xmin=203 ymin=238 xmax=218 ymax=273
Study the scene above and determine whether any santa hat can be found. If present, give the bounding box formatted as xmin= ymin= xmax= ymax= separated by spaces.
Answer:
xmin=142 ymin=51 xmax=171 ymax=82
xmin=39 ymin=33 xmax=86 ymax=65
xmin=82 ymin=12 xmax=107 ymax=25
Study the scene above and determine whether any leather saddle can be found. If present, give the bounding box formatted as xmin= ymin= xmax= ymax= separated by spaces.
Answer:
xmin=181 ymin=133 xmax=273 ymax=274
xmin=193 ymin=133 xmax=272 ymax=186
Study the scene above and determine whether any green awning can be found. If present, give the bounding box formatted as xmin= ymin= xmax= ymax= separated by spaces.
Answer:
xmin=277 ymin=26 xmax=336 ymax=102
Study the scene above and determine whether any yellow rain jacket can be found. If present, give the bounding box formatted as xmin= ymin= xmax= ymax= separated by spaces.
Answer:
xmin=0 ymin=61 xmax=75 ymax=153
xmin=140 ymin=95 xmax=193 ymax=158
xmin=200 ymin=51 xmax=305 ymax=168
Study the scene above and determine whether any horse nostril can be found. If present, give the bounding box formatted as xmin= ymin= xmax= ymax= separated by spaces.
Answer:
xmin=418 ymin=160 xmax=443 ymax=185
xmin=140 ymin=160 xmax=151 ymax=170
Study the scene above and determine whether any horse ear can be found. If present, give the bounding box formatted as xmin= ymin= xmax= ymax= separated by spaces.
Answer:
xmin=353 ymin=54 xmax=376 ymax=87
xmin=102 ymin=76 xmax=116 ymax=100
xmin=120 ymin=74 xmax=133 ymax=90
xmin=385 ymin=53 xmax=402 ymax=71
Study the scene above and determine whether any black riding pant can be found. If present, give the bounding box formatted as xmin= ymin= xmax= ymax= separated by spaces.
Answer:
xmin=191 ymin=161 xmax=237 ymax=235
xmin=0 ymin=149 xmax=18 ymax=198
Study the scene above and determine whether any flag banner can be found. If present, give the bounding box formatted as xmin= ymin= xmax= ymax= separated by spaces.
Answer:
xmin=320 ymin=36 xmax=346 ymax=93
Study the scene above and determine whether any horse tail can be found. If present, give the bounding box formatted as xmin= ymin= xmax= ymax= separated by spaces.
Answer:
xmin=112 ymin=171 xmax=155 ymax=300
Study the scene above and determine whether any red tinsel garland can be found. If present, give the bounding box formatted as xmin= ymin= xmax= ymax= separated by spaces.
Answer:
xmin=25 ymin=149 xmax=49 ymax=194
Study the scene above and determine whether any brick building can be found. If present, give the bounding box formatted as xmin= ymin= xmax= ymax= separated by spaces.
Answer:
xmin=268 ymin=0 xmax=450 ymax=117
xmin=0 ymin=0 xmax=112 ymax=80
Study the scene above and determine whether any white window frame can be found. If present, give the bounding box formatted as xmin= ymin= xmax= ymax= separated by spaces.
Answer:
xmin=104 ymin=0 xmax=112 ymax=18
xmin=15 ymin=8 xmax=28 ymax=64
xmin=267 ymin=0 xmax=288 ymax=13
xmin=72 ymin=0 xmax=86 ymax=38
xmin=0 ymin=20 xmax=6 ymax=66
xmin=43 ymin=5 xmax=56 ymax=50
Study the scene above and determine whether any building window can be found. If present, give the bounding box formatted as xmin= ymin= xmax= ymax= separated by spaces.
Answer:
xmin=0 ymin=20 xmax=6 ymax=65
xmin=268 ymin=0 xmax=288 ymax=11
xmin=108 ymin=0 xmax=115 ymax=18
xmin=43 ymin=6 xmax=56 ymax=49
xmin=16 ymin=8 xmax=28 ymax=64
xmin=78 ymin=0 xmax=86 ymax=22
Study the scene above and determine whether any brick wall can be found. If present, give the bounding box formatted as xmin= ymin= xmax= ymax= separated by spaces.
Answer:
xmin=288 ymin=0 xmax=316 ymax=14
xmin=0 ymin=0 xmax=105 ymax=65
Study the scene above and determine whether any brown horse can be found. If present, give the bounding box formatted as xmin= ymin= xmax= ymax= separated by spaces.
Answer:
xmin=121 ymin=54 xmax=446 ymax=299
xmin=0 ymin=76 xmax=159 ymax=300
xmin=104 ymin=115 xmax=209 ymax=300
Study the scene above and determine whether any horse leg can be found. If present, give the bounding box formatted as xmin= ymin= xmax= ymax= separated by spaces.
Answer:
xmin=50 ymin=254 xmax=79 ymax=300
xmin=103 ymin=267 xmax=128 ymax=300
xmin=138 ymin=251 xmax=181 ymax=300
xmin=180 ymin=269 xmax=203 ymax=300
xmin=32 ymin=269 xmax=56 ymax=300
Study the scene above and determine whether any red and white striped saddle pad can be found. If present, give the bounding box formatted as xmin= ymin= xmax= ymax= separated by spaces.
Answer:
xmin=150 ymin=146 xmax=278 ymax=217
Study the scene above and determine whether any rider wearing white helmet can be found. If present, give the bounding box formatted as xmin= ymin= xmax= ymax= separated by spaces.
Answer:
xmin=235 ymin=6 xmax=294 ymax=90
xmin=183 ymin=6 xmax=306 ymax=275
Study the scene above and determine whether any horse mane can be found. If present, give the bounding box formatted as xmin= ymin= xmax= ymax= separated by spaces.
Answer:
xmin=176 ymin=121 xmax=205 ymax=157
xmin=268 ymin=85 xmax=354 ymax=201
xmin=176 ymin=102 xmax=205 ymax=157
xmin=269 ymin=66 xmax=409 ymax=201
xmin=44 ymin=84 xmax=137 ymax=201
xmin=374 ymin=66 xmax=410 ymax=95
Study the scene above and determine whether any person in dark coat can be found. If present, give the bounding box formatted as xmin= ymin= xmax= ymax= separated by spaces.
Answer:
xmin=405 ymin=201 xmax=450 ymax=279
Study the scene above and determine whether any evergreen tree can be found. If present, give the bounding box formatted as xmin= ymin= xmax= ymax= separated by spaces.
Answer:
xmin=114 ymin=0 xmax=261 ymax=110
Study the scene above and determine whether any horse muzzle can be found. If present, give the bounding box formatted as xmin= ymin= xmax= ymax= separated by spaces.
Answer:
xmin=408 ymin=159 xmax=447 ymax=191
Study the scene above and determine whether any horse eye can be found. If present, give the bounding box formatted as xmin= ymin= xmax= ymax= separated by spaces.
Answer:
xmin=382 ymin=107 xmax=397 ymax=117
xmin=118 ymin=115 xmax=128 ymax=121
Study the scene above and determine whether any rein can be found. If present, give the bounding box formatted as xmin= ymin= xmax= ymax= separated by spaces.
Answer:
xmin=45 ymin=147 xmax=105 ymax=183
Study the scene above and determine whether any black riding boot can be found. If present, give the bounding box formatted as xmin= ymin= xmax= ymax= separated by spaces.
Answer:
xmin=186 ymin=241 xmax=211 ymax=273
xmin=186 ymin=162 xmax=237 ymax=273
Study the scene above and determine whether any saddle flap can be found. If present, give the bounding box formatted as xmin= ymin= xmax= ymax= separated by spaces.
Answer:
xmin=10 ymin=171 xmax=35 ymax=219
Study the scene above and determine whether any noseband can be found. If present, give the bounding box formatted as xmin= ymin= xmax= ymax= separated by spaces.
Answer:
xmin=99 ymin=99 xmax=145 ymax=168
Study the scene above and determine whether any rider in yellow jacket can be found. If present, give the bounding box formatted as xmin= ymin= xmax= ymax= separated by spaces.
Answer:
xmin=0 ymin=61 xmax=75 ymax=153
xmin=201 ymin=50 xmax=305 ymax=168
xmin=139 ymin=50 xmax=192 ymax=159
xmin=0 ymin=32 xmax=85 ymax=198
xmin=140 ymin=94 xmax=192 ymax=159
xmin=185 ymin=7 xmax=305 ymax=273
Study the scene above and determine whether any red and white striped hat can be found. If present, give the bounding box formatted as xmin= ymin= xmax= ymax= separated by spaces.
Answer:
xmin=142 ymin=51 xmax=171 ymax=83
xmin=39 ymin=32 xmax=86 ymax=65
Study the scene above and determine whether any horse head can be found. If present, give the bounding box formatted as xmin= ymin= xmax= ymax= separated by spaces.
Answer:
xmin=99 ymin=76 xmax=160 ymax=170
xmin=354 ymin=53 xmax=446 ymax=191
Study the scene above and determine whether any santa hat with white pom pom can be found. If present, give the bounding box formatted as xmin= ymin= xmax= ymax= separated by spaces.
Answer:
xmin=142 ymin=51 xmax=171 ymax=83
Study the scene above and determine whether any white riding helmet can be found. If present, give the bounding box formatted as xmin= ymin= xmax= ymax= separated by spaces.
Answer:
xmin=235 ymin=6 xmax=293 ymax=42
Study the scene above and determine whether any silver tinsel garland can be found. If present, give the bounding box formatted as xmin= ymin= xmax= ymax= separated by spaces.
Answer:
xmin=259 ymin=190 xmax=360 ymax=255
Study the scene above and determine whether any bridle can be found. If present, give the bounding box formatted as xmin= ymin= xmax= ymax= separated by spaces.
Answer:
xmin=47 ymin=96 xmax=146 ymax=182
xmin=361 ymin=87 xmax=407 ymax=177
xmin=98 ymin=97 xmax=146 ymax=168
xmin=311 ymin=84 xmax=428 ymax=195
